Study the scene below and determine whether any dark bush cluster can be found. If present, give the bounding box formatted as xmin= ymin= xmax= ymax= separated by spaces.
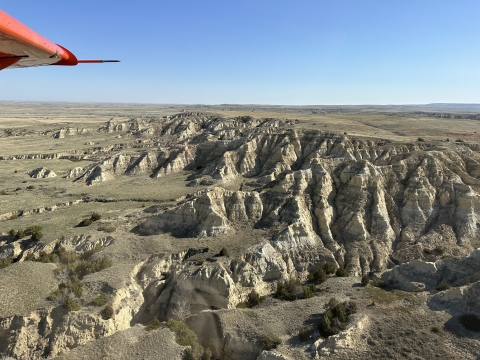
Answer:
xmin=303 ymin=284 xmax=317 ymax=299
xmin=318 ymin=298 xmax=357 ymax=337
xmin=145 ymin=318 xmax=161 ymax=331
xmin=275 ymin=278 xmax=319 ymax=302
xmin=101 ymin=305 xmax=114 ymax=320
xmin=335 ymin=268 xmax=349 ymax=277
xmin=307 ymin=262 xmax=337 ymax=285
xmin=261 ymin=332 xmax=282 ymax=350
xmin=41 ymin=245 xmax=112 ymax=313
xmin=219 ymin=247 xmax=229 ymax=257
xmin=165 ymin=320 xmax=212 ymax=360
xmin=77 ymin=213 xmax=102 ymax=227
xmin=361 ymin=275 xmax=370 ymax=286
xmin=371 ymin=279 xmax=386 ymax=288
xmin=9 ymin=226 xmax=43 ymax=241
xmin=0 ymin=257 xmax=13 ymax=269
xmin=64 ymin=296 xmax=81 ymax=311
xmin=298 ymin=327 xmax=310 ymax=342
xmin=237 ymin=289 xmax=265 ymax=309
xmin=434 ymin=246 xmax=445 ymax=255
xmin=33 ymin=245 xmax=111 ymax=279
xmin=437 ymin=282 xmax=451 ymax=291
xmin=93 ymin=293 xmax=109 ymax=307
xmin=275 ymin=278 xmax=301 ymax=301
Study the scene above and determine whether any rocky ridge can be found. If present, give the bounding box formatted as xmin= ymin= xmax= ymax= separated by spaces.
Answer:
xmin=2 ymin=112 xmax=480 ymax=359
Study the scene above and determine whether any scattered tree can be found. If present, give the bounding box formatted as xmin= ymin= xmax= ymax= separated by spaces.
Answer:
xmin=64 ymin=296 xmax=81 ymax=311
xmin=261 ymin=332 xmax=282 ymax=350
xmin=335 ymin=268 xmax=349 ymax=277
xmin=145 ymin=318 xmax=161 ymax=331
xmin=437 ymin=282 xmax=451 ymax=291
xmin=101 ymin=305 xmax=114 ymax=320
xmin=93 ymin=294 xmax=109 ymax=307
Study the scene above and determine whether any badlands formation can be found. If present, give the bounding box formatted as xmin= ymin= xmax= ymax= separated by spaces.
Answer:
xmin=0 ymin=103 xmax=480 ymax=359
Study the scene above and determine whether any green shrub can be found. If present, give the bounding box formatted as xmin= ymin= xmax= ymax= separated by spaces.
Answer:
xmin=93 ymin=293 xmax=109 ymax=306
xmin=261 ymin=332 xmax=282 ymax=350
xmin=246 ymin=289 xmax=264 ymax=308
xmin=455 ymin=139 xmax=464 ymax=143
xmin=308 ymin=267 xmax=328 ymax=284
xmin=335 ymin=268 xmax=349 ymax=277
xmin=219 ymin=247 xmax=229 ymax=257
xmin=145 ymin=318 xmax=161 ymax=331
xmin=434 ymin=246 xmax=445 ymax=255
xmin=417 ymin=137 xmax=425 ymax=142
xmin=78 ymin=218 xmax=92 ymax=227
xmin=75 ymin=255 xmax=113 ymax=278
xmin=196 ymin=260 xmax=204 ymax=266
xmin=322 ymin=263 xmax=337 ymax=274
xmin=16 ymin=229 xmax=25 ymax=239
xmin=24 ymin=253 xmax=36 ymax=261
xmin=47 ymin=288 xmax=62 ymax=301
xmin=459 ymin=314 xmax=480 ymax=332
xmin=431 ymin=326 xmax=441 ymax=333
xmin=437 ymin=282 xmax=451 ymax=291
xmin=0 ymin=257 xmax=13 ymax=269
xmin=0 ymin=190 xmax=8 ymax=195
xmin=275 ymin=278 xmax=301 ymax=301
xmin=26 ymin=185 xmax=35 ymax=190
xmin=64 ymin=297 xmax=81 ymax=311
xmin=298 ymin=327 xmax=310 ymax=342
xmin=167 ymin=319 xmax=198 ymax=346
xmin=8 ymin=229 xmax=16 ymax=237
xmin=371 ymin=280 xmax=386 ymax=288
xmin=25 ymin=225 xmax=43 ymax=241
xmin=70 ymin=276 xmax=83 ymax=298
xmin=236 ymin=302 xmax=248 ymax=309
xmin=90 ymin=212 xmax=102 ymax=222
xmin=37 ymin=250 xmax=58 ymax=263
xmin=423 ymin=248 xmax=432 ymax=255
xmin=101 ymin=305 xmax=114 ymax=320
xmin=201 ymin=347 xmax=212 ymax=360
xmin=97 ymin=225 xmax=116 ymax=233
xmin=346 ymin=301 xmax=357 ymax=315
xmin=303 ymin=286 xmax=315 ymax=299
xmin=361 ymin=275 xmax=370 ymax=286
xmin=318 ymin=298 xmax=356 ymax=337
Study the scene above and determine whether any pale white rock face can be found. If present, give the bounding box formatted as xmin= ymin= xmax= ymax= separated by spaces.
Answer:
xmin=244 ymin=242 xmax=293 ymax=282
xmin=138 ymin=188 xmax=263 ymax=237
xmin=382 ymin=259 xmax=438 ymax=291
xmin=55 ymin=113 xmax=480 ymax=274
xmin=28 ymin=167 xmax=57 ymax=178
xmin=314 ymin=315 xmax=369 ymax=357
xmin=429 ymin=281 xmax=480 ymax=314
xmin=168 ymin=263 xmax=238 ymax=313
xmin=66 ymin=166 xmax=86 ymax=178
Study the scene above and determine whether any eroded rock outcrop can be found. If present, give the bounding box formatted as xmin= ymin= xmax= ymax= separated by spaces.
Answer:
xmin=29 ymin=167 xmax=57 ymax=178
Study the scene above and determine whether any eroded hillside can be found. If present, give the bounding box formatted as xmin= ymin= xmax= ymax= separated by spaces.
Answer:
xmin=1 ymin=107 xmax=480 ymax=359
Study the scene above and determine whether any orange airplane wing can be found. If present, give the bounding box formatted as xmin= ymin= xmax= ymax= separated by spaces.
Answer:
xmin=0 ymin=10 xmax=119 ymax=71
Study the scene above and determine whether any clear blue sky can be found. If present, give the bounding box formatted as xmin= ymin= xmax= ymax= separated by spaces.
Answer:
xmin=1 ymin=1 xmax=479 ymax=105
